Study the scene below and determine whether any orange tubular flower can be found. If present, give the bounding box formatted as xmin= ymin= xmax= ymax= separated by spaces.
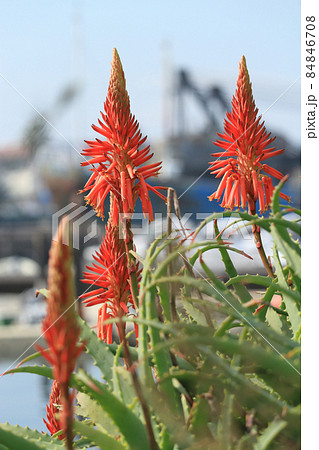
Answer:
xmin=37 ymin=218 xmax=84 ymax=447
xmin=43 ymin=380 xmax=64 ymax=440
xmin=209 ymin=56 xmax=290 ymax=214
xmin=80 ymin=218 xmax=140 ymax=344
xmin=80 ymin=48 xmax=166 ymax=223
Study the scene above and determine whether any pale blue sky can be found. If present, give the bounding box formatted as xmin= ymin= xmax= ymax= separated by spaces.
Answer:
xmin=0 ymin=0 xmax=301 ymax=150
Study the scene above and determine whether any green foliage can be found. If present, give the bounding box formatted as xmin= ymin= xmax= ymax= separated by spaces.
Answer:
xmin=72 ymin=421 xmax=126 ymax=450
xmin=0 ymin=423 xmax=65 ymax=449
xmin=77 ymin=316 xmax=115 ymax=386
xmin=253 ymin=420 xmax=287 ymax=450
xmin=1 ymin=181 xmax=300 ymax=449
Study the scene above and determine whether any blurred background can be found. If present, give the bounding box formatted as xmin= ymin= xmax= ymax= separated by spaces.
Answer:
xmin=0 ymin=0 xmax=300 ymax=431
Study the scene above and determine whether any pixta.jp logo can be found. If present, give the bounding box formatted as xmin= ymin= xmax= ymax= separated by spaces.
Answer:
xmin=52 ymin=203 xmax=99 ymax=249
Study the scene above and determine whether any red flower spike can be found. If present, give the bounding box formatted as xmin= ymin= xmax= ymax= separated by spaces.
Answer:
xmin=209 ymin=56 xmax=290 ymax=213
xmin=80 ymin=218 xmax=141 ymax=344
xmin=80 ymin=48 xmax=165 ymax=222
xmin=37 ymin=217 xmax=85 ymax=445
xmin=43 ymin=380 xmax=64 ymax=440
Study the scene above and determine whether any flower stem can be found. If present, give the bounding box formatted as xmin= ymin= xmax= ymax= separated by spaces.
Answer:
xmin=167 ymin=188 xmax=179 ymax=322
xmin=124 ymin=219 xmax=140 ymax=308
xmin=249 ymin=205 xmax=274 ymax=278
xmin=121 ymin=325 xmax=158 ymax=450
xmin=251 ymin=224 xmax=274 ymax=278
xmin=61 ymin=385 xmax=73 ymax=450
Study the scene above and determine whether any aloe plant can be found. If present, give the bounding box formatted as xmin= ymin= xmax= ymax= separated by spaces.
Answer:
xmin=0 ymin=52 xmax=300 ymax=449
xmin=1 ymin=180 xmax=300 ymax=449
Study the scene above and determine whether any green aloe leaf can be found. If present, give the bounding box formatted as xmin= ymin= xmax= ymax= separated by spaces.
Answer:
xmin=73 ymin=369 xmax=151 ymax=450
xmin=141 ymin=383 xmax=194 ymax=449
xmin=198 ymin=257 xmax=297 ymax=351
xmin=225 ymin=274 xmax=274 ymax=288
xmin=77 ymin=316 xmax=115 ymax=386
xmin=158 ymin=332 xmax=300 ymax=382
xmin=184 ymin=242 xmax=252 ymax=268
xmin=145 ymin=274 xmax=297 ymax=352
xmin=189 ymin=395 xmax=213 ymax=442
xmin=193 ymin=211 xmax=259 ymax=240
xmin=235 ymin=434 xmax=257 ymax=449
xmin=0 ymin=423 xmax=64 ymax=449
xmin=217 ymin=391 xmax=234 ymax=450
xmin=270 ymin=177 xmax=301 ymax=280
xmin=120 ymin=317 xmax=300 ymax=385
xmin=181 ymin=297 xmax=210 ymax=326
xmin=3 ymin=365 xmax=150 ymax=450
xmin=272 ymin=247 xmax=300 ymax=341
xmin=73 ymin=420 xmax=126 ymax=450
xmin=194 ymin=210 xmax=300 ymax=241
xmin=253 ymin=420 xmax=287 ymax=450
xmin=145 ymin=284 xmax=181 ymax=413
xmin=199 ymin=346 xmax=298 ymax=425
xmin=271 ymin=223 xmax=301 ymax=278
xmin=214 ymin=219 xmax=252 ymax=303
xmin=138 ymin=236 xmax=183 ymax=413
xmin=13 ymin=350 xmax=43 ymax=367
xmin=137 ymin=235 xmax=170 ymax=384
xmin=156 ymin=264 xmax=172 ymax=321
xmin=3 ymin=364 xmax=53 ymax=378
xmin=266 ymin=307 xmax=283 ymax=334
xmin=75 ymin=392 xmax=119 ymax=437
xmin=271 ymin=176 xmax=287 ymax=215
xmin=112 ymin=343 xmax=143 ymax=420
